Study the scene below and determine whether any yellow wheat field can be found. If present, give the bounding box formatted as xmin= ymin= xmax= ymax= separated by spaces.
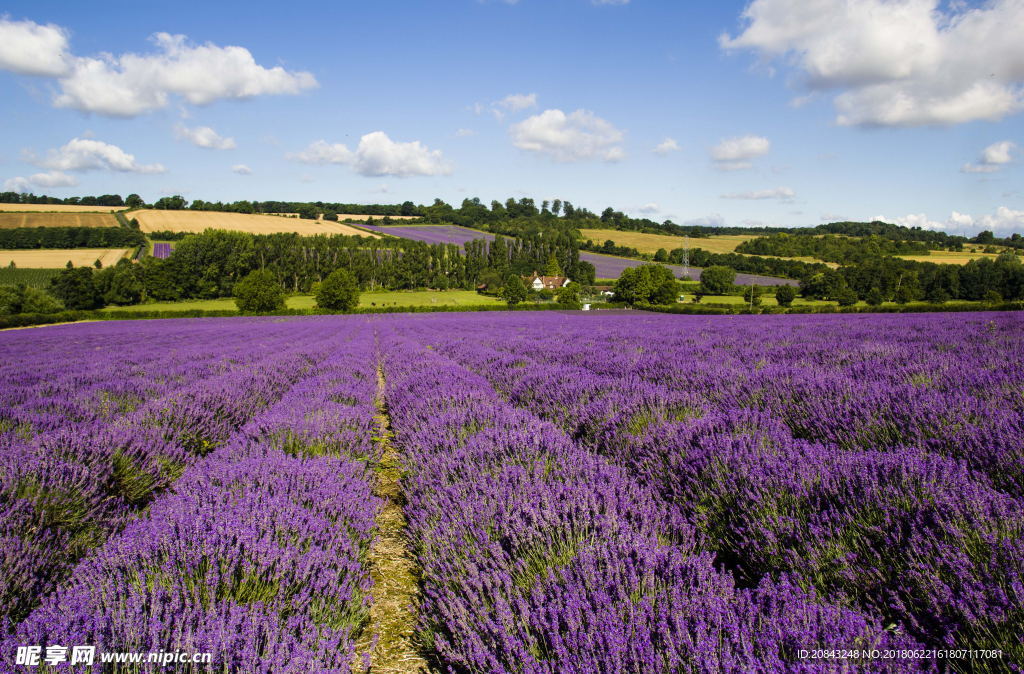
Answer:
xmin=133 ymin=211 xmax=380 ymax=237
xmin=579 ymin=230 xmax=757 ymax=255
xmin=0 ymin=204 xmax=127 ymax=213
xmin=0 ymin=213 xmax=121 ymax=229
xmin=1 ymin=248 xmax=130 ymax=268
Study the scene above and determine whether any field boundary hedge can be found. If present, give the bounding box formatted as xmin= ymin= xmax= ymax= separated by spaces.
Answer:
xmin=636 ymin=300 xmax=1024 ymax=316
xmin=6 ymin=299 xmax=1021 ymax=330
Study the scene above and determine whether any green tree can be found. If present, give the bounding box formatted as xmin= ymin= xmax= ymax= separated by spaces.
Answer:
xmin=865 ymin=287 xmax=884 ymax=306
xmin=558 ymin=281 xmax=582 ymax=309
xmin=0 ymin=284 xmax=64 ymax=315
xmin=94 ymin=259 xmax=103 ymax=269
xmin=983 ymin=289 xmax=1003 ymax=304
xmin=504 ymin=274 xmax=528 ymax=307
xmin=233 ymin=269 xmax=285 ymax=312
xmin=775 ymin=285 xmax=796 ymax=307
xmin=837 ymin=287 xmax=859 ymax=306
xmin=400 ymin=201 xmax=416 ymax=216
xmin=322 ymin=209 xmax=338 ymax=222
xmin=699 ymin=266 xmax=736 ymax=295
xmin=567 ymin=260 xmax=596 ymax=286
xmin=544 ymin=253 xmax=562 ymax=277
xmin=654 ymin=248 xmax=669 ymax=263
xmin=649 ymin=277 xmax=681 ymax=304
xmin=742 ymin=284 xmax=764 ymax=307
xmin=316 ymin=268 xmax=360 ymax=311
xmin=50 ymin=267 xmax=100 ymax=310
xmin=894 ymin=286 xmax=914 ymax=304
xmin=297 ymin=204 xmax=318 ymax=220
xmin=125 ymin=194 xmax=145 ymax=209
xmin=96 ymin=264 xmax=145 ymax=306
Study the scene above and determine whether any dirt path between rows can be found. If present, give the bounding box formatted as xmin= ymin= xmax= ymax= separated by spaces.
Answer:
xmin=355 ymin=366 xmax=433 ymax=673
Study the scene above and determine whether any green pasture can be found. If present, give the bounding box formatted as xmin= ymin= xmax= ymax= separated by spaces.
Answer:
xmin=99 ymin=290 xmax=504 ymax=313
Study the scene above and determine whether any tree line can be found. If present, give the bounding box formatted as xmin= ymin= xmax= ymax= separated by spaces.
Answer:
xmin=735 ymin=233 xmax=934 ymax=265
xmin=40 ymin=228 xmax=590 ymax=310
xmin=0 ymin=226 xmax=146 ymax=250
xmin=0 ymin=192 xmax=127 ymax=207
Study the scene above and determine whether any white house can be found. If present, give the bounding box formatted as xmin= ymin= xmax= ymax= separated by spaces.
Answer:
xmin=524 ymin=273 xmax=570 ymax=291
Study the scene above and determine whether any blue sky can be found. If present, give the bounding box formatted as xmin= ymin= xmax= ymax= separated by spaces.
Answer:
xmin=1 ymin=0 xmax=1022 ymax=235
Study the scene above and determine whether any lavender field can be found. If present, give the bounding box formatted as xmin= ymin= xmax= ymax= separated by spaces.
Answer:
xmin=1 ymin=311 xmax=1021 ymax=673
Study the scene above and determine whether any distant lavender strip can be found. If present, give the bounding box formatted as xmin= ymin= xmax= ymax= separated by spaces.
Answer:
xmin=362 ymin=223 xmax=799 ymax=285
xmin=151 ymin=243 xmax=171 ymax=258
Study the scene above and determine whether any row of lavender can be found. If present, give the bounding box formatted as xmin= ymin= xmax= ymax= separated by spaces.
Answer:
xmin=387 ymin=312 xmax=1023 ymax=671
xmin=1 ymin=319 xmax=343 ymax=625
xmin=1 ymin=318 xmax=384 ymax=672
xmin=378 ymin=324 xmax=925 ymax=673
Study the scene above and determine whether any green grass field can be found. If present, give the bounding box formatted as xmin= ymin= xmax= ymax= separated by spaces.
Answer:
xmin=0 ymin=267 xmax=63 ymax=289
xmin=100 ymin=290 xmax=505 ymax=313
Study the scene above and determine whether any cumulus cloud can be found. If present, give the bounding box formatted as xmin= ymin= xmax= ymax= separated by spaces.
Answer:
xmin=961 ymin=140 xmax=1017 ymax=173
xmin=652 ymin=138 xmax=681 ymax=155
xmin=28 ymin=170 xmax=78 ymax=187
xmin=3 ymin=177 xmax=31 ymax=192
xmin=174 ymin=124 xmax=237 ymax=150
xmin=682 ymin=213 xmax=726 ymax=227
xmin=709 ymin=135 xmax=770 ymax=170
xmin=905 ymin=207 xmax=1024 ymax=234
xmin=232 ymin=164 xmax=252 ymax=175
xmin=24 ymin=137 xmax=165 ymax=173
xmin=455 ymin=128 xmax=478 ymax=137
xmin=286 ymin=140 xmax=355 ymax=165
xmin=0 ymin=18 xmax=70 ymax=77
xmin=637 ymin=203 xmax=659 ymax=214
xmin=287 ymin=132 xmax=453 ymax=178
xmin=0 ymin=21 xmax=317 ymax=116
xmin=509 ymin=109 xmax=626 ymax=162
xmin=496 ymin=93 xmax=537 ymax=112
xmin=720 ymin=0 xmax=1024 ymax=127
xmin=720 ymin=186 xmax=795 ymax=200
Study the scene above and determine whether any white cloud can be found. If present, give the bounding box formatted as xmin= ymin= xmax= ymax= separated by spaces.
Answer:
xmin=720 ymin=186 xmax=795 ymax=200
xmin=682 ymin=213 xmax=726 ymax=227
xmin=455 ymin=128 xmax=478 ymax=137
xmin=892 ymin=213 xmax=946 ymax=230
xmin=496 ymin=93 xmax=537 ymax=112
xmin=286 ymin=140 xmax=355 ymax=165
xmin=0 ymin=18 xmax=70 ymax=77
xmin=28 ymin=170 xmax=78 ymax=187
xmin=652 ymin=138 xmax=681 ymax=155
xmin=976 ymin=207 xmax=1024 ymax=234
xmin=720 ymin=0 xmax=1024 ymax=127
xmin=287 ymin=132 xmax=453 ymax=177
xmin=25 ymin=138 xmax=165 ymax=174
xmin=962 ymin=140 xmax=1017 ymax=173
xmin=231 ymin=164 xmax=252 ymax=175
xmin=709 ymin=135 xmax=770 ymax=170
xmin=509 ymin=109 xmax=626 ymax=162
xmin=174 ymin=124 xmax=236 ymax=150
xmin=637 ymin=203 xmax=659 ymax=214
xmin=0 ymin=23 xmax=319 ymax=117
xmin=3 ymin=177 xmax=31 ymax=192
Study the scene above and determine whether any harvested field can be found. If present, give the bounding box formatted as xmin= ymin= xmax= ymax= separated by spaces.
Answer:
xmin=338 ymin=214 xmax=419 ymax=222
xmin=579 ymin=229 xmax=756 ymax=255
xmin=896 ymin=251 xmax=1004 ymax=265
xmin=133 ymin=210 xmax=379 ymax=237
xmin=0 ymin=213 xmax=120 ymax=229
xmin=0 ymin=204 xmax=127 ymax=213
xmin=0 ymin=248 xmax=130 ymax=268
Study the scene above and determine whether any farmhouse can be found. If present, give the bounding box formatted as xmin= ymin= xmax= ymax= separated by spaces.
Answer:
xmin=524 ymin=273 xmax=570 ymax=291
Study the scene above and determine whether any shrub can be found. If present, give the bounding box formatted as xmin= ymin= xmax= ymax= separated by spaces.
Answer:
xmin=557 ymin=282 xmax=582 ymax=309
xmin=775 ymin=285 xmax=796 ymax=307
xmin=698 ymin=266 xmax=736 ymax=295
xmin=233 ymin=270 xmax=285 ymax=312
xmin=503 ymin=275 xmax=527 ymax=307
xmin=983 ymin=289 xmax=1003 ymax=304
xmin=315 ymin=269 xmax=360 ymax=312
xmin=865 ymin=287 xmax=884 ymax=306
xmin=837 ymin=287 xmax=859 ymax=307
